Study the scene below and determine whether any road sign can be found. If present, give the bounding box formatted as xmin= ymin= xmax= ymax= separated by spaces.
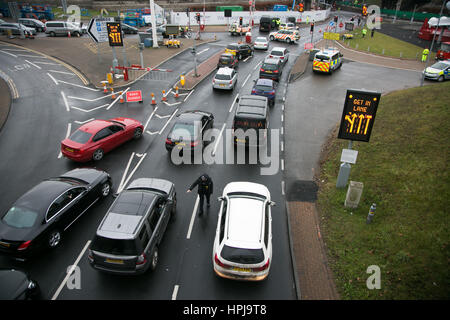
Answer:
xmin=126 ymin=90 xmax=143 ymax=103
xmin=323 ymin=32 xmax=340 ymax=40
xmin=338 ymin=90 xmax=381 ymax=142
xmin=87 ymin=17 xmax=114 ymax=43
xmin=304 ymin=43 xmax=314 ymax=50
xmin=106 ymin=22 xmax=123 ymax=47
xmin=340 ymin=149 xmax=358 ymax=164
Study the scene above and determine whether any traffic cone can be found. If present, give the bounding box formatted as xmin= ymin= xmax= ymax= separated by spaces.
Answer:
xmin=119 ymin=91 xmax=124 ymax=103
xmin=151 ymin=93 xmax=157 ymax=105
xmin=103 ymin=83 xmax=108 ymax=94
xmin=174 ymin=86 xmax=179 ymax=98
xmin=162 ymin=90 xmax=167 ymax=102
xmin=68 ymin=31 xmax=71 ymax=38
xmin=111 ymin=88 xmax=116 ymax=100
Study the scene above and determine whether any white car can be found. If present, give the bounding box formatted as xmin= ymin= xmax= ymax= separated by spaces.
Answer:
xmin=254 ymin=36 xmax=269 ymax=50
xmin=268 ymin=47 xmax=289 ymax=66
xmin=212 ymin=182 xmax=274 ymax=281
xmin=212 ymin=67 xmax=238 ymax=91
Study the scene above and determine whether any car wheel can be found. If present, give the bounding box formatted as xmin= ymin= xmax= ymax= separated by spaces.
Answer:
xmin=49 ymin=31 xmax=55 ymax=37
xmin=270 ymin=35 xmax=274 ymax=41
xmin=438 ymin=75 xmax=444 ymax=82
xmin=133 ymin=127 xmax=143 ymax=139
xmin=92 ymin=149 xmax=104 ymax=161
xmin=100 ymin=181 xmax=111 ymax=197
xmin=48 ymin=230 xmax=62 ymax=249
xmin=238 ymin=53 xmax=242 ymax=60
xmin=286 ymin=38 xmax=292 ymax=44
xmin=150 ymin=247 xmax=159 ymax=271
xmin=170 ymin=195 xmax=177 ymax=222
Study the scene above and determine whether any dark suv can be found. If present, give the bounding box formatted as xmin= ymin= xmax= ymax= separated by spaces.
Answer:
xmin=225 ymin=43 xmax=254 ymax=60
xmin=217 ymin=53 xmax=238 ymax=69
xmin=88 ymin=178 xmax=176 ymax=275
xmin=260 ymin=57 xmax=283 ymax=82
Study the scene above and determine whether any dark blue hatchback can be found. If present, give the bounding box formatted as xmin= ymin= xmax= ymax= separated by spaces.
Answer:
xmin=251 ymin=78 xmax=276 ymax=106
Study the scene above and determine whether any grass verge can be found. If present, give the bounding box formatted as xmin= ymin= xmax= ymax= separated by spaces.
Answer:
xmin=317 ymin=82 xmax=450 ymax=299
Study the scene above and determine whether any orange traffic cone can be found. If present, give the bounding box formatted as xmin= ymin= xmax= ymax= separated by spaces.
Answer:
xmin=162 ymin=90 xmax=167 ymax=102
xmin=103 ymin=83 xmax=108 ymax=94
xmin=68 ymin=31 xmax=71 ymax=38
xmin=111 ymin=88 xmax=116 ymax=100
xmin=151 ymin=93 xmax=157 ymax=105
xmin=174 ymin=86 xmax=179 ymax=98
xmin=119 ymin=91 xmax=124 ymax=103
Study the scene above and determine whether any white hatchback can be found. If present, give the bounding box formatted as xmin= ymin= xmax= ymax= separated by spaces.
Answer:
xmin=212 ymin=67 xmax=238 ymax=90
xmin=254 ymin=36 xmax=269 ymax=50
xmin=212 ymin=182 xmax=274 ymax=281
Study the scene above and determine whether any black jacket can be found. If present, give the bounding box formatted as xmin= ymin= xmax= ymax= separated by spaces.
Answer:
xmin=189 ymin=174 xmax=213 ymax=195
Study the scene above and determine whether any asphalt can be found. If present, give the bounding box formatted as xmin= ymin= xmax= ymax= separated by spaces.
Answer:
xmin=0 ymin=23 xmax=430 ymax=300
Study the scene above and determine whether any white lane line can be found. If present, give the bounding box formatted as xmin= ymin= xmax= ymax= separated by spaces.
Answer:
xmin=0 ymin=48 xmax=28 ymax=52
xmin=183 ymin=89 xmax=194 ymax=102
xmin=68 ymin=93 xmax=114 ymax=102
xmin=51 ymin=240 xmax=91 ymax=300
xmin=282 ymin=104 xmax=285 ymax=111
xmin=58 ymin=122 xmax=72 ymax=159
xmin=117 ymin=152 xmax=148 ymax=194
xmin=107 ymin=87 xmax=130 ymax=110
xmin=74 ymin=118 xmax=95 ymax=125
xmin=146 ymin=130 xmax=159 ymax=135
xmin=58 ymin=80 xmax=100 ymax=91
xmin=197 ymin=48 xmax=209 ymax=55
xmin=0 ymin=50 xmax=17 ymax=57
xmin=241 ymin=73 xmax=251 ymax=88
xmin=172 ymin=285 xmax=180 ymax=300
xmin=17 ymin=54 xmax=42 ymax=58
xmin=281 ymin=114 xmax=284 ymax=123
xmin=163 ymin=101 xmax=182 ymax=107
xmin=281 ymin=127 xmax=284 ymax=135
xmin=212 ymin=123 xmax=226 ymax=156
xmin=158 ymin=108 xmax=179 ymax=135
xmin=155 ymin=114 xmax=171 ymax=119
xmin=70 ymin=104 xmax=109 ymax=113
xmin=253 ymin=61 xmax=262 ymax=71
xmin=32 ymin=61 xmax=60 ymax=65
xmin=281 ymin=140 xmax=284 ymax=152
xmin=47 ymin=73 xmax=59 ymax=85
xmin=243 ymin=56 xmax=251 ymax=62
xmin=24 ymin=59 xmax=41 ymax=69
xmin=186 ymin=196 xmax=200 ymax=239
xmin=143 ymin=106 xmax=158 ymax=131
xmin=281 ymin=159 xmax=285 ymax=171
xmin=117 ymin=152 xmax=135 ymax=194
xmin=61 ymin=91 xmax=70 ymax=112
xmin=48 ymin=70 xmax=75 ymax=75
xmin=229 ymin=94 xmax=239 ymax=113
xmin=282 ymin=181 xmax=285 ymax=196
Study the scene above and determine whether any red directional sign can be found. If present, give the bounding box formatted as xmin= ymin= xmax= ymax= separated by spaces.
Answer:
xmin=126 ymin=90 xmax=143 ymax=103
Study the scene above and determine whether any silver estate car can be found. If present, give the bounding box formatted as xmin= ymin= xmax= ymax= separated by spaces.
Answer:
xmin=212 ymin=67 xmax=238 ymax=91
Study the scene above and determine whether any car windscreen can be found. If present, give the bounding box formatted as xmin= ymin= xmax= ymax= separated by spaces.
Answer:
xmin=110 ymin=191 xmax=152 ymax=216
xmin=69 ymin=130 xmax=92 ymax=144
xmin=219 ymin=56 xmax=232 ymax=63
xmin=2 ymin=206 xmax=39 ymax=228
xmin=91 ymin=235 xmax=139 ymax=255
xmin=315 ymin=55 xmax=330 ymax=61
xmin=255 ymin=37 xmax=266 ymax=42
xmin=261 ymin=63 xmax=278 ymax=71
xmin=431 ymin=62 xmax=448 ymax=70
xmin=254 ymin=84 xmax=272 ymax=91
xmin=171 ymin=122 xmax=197 ymax=140
xmin=215 ymin=73 xmax=231 ymax=80
xmin=226 ymin=44 xmax=238 ymax=51
xmin=221 ymin=245 xmax=265 ymax=264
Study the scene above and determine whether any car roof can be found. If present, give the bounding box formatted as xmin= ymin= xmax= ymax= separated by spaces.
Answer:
xmin=271 ymin=47 xmax=286 ymax=52
xmin=236 ymin=95 xmax=267 ymax=117
xmin=220 ymin=53 xmax=234 ymax=57
xmin=263 ymin=57 xmax=280 ymax=64
xmin=177 ymin=110 xmax=211 ymax=122
xmin=216 ymin=67 xmax=234 ymax=75
xmin=78 ymin=119 xmax=112 ymax=134
xmin=316 ymin=49 xmax=340 ymax=56
xmin=255 ymin=78 xmax=273 ymax=86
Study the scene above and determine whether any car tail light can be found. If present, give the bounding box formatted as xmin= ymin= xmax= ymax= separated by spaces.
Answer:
xmin=214 ymin=253 xmax=230 ymax=269
xmin=269 ymin=55 xmax=273 ymax=58
xmin=260 ymin=68 xmax=264 ymax=72
xmin=274 ymin=70 xmax=279 ymax=73
xmin=251 ymin=89 xmax=256 ymax=94
xmin=191 ymin=141 xmax=200 ymax=147
xmin=269 ymin=91 xmax=275 ymax=95
xmin=136 ymin=253 xmax=147 ymax=265
xmin=166 ymin=138 xmax=172 ymax=145
xmin=280 ymin=56 xmax=284 ymax=59
xmin=253 ymin=259 xmax=270 ymax=272
xmin=18 ymin=241 xmax=31 ymax=251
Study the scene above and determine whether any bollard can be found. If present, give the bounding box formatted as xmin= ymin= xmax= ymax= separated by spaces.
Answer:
xmin=151 ymin=93 xmax=157 ymax=105
xmin=119 ymin=91 xmax=124 ymax=103
xmin=180 ymin=74 xmax=185 ymax=87
xmin=366 ymin=203 xmax=376 ymax=224
xmin=162 ymin=90 xmax=167 ymax=102
xmin=174 ymin=86 xmax=179 ymax=98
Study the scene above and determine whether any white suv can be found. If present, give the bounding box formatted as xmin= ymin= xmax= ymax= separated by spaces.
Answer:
xmin=212 ymin=67 xmax=238 ymax=91
xmin=212 ymin=182 xmax=274 ymax=281
xmin=268 ymin=47 xmax=289 ymax=67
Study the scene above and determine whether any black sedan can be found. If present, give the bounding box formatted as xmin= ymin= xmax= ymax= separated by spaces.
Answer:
xmin=121 ymin=23 xmax=138 ymax=34
xmin=165 ymin=110 xmax=214 ymax=156
xmin=225 ymin=43 xmax=254 ymax=60
xmin=0 ymin=168 xmax=112 ymax=260
xmin=88 ymin=178 xmax=176 ymax=274
xmin=0 ymin=269 xmax=40 ymax=300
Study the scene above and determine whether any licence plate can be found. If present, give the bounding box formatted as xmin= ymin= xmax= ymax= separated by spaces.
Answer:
xmin=266 ymin=71 xmax=273 ymax=73
xmin=233 ymin=267 xmax=251 ymax=272
xmin=105 ymin=258 xmax=124 ymax=264
xmin=236 ymin=139 xmax=245 ymax=143
xmin=65 ymin=147 xmax=74 ymax=152
xmin=0 ymin=241 xmax=10 ymax=248
xmin=220 ymin=84 xmax=225 ymax=87
xmin=175 ymin=142 xmax=186 ymax=146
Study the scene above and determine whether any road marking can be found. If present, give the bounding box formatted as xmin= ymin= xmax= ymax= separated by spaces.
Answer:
xmin=183 ymin=89 xmax=194 ymax=102
xmin=17 ymin=54 xmax=42 ymax=58
xmin=146 ymin=130 xmax=159 ymax=135
xmin=172 ymin=285 xmax=180 ymax=300
xmin=58 ymin=122 xmax=72 ymax=159
xmin=282 ymin=104 xmax=285 ymax=111
xmin=144 ymin=106 xmax=158 ymax=131
xmin=51 ymin=240 xmax=91 ymax=300
xmin=58 ymin=80 xmax=100 ymax=91
xmin=107 ymin=87 xmax=130 ymax=110
xmin=186 ymin=195 xmax=200 ymax=239
xmin=61 ymin=91 xmax=70 ymax=112
xmin=253 ymin=61 xmax=262 ymax=71
xmin=212 ymin=123 xmax=226 ymax=156
xmin=71 ymin=104 xmax=109 ymax=113
xmin=117 ymin=152 xmax=148 ymax=194
xmin=24 ymin=59 xmax=41 ymax=69
xmin=281 ymin=127 xmax=284 ymax=135
xmin=163 ymin=101 xmax=182 ymax=107
xmin=74 ymin=118 xmax=95 ymax=125
xmin=0 ymin=50 xmax=17 ymax=57
xmin=197 ymin=48 xmax=209 ymax=55
xmin=32 ymin=61 xmax=60 ymax=65
xmin=281 ymin=159 xmax=285 ymax=171
xmin=281 ymin=114 xmax=284 ymax=122
xmin=282 ymin=181 xmax=285 ymax=196
xmin=68 ymin=93 xmax=114 ymax=102
xmin=281 ymin=140 xmax=284 ymax=152
xmin=0 ymin=48 xmax=28 ymax=52
xmin=241 ymin=73 xmax=251 ymax=88
xmin=48 ymin=70 xmax=75 ymax=75
xmin=158 ymin=108 xmax=178 ymax=135
xmin=47 ymin=72 xmax=59 ymax=85
xmin=155 ymin=114 xmax=171 ymax=119
xmin=229 ymin=94 xmax=239 ymax=113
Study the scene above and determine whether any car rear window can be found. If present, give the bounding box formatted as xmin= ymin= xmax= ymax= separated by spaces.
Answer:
xmin=219 ymin=56 xmax=232 ymax=63
xmin=315 ymin=55 xmax=330 ymax=61
xmin=262 ymin=63 xmax=278 ymax=71
xmin=91 ymin=235 xmax=139 ymax=255
xmin=271 ymin=51 xmax=283 ymax=56
xmin=215 ymin=74 xmax=231 ymax=80
xmin=69 ymin=130 xmax=92 ymax=144
xmin=2 ymin=206 xmax=38 ymax=228
xmin=227 ymin=44 xmax=238 ymax=51
xmin=171 ymin=122 xmax=197 ymax=139
xmin=256 ymin=37 xmax=266 ymax=42
xmin=255 ymin=84 xmax=272 ymax=91
xmin=221 ymin=245 xmax=265 ymax=264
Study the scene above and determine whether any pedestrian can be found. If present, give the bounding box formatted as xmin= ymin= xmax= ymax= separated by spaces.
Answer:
xmin=422 ymin=48 xmax=429 ymax=62
xmin=187 ymin=174 xmax=213 ymax=216
xmin=371 ymin=28 xmax=375 ymax=38
xmin=362 ymin=27 xmax=367 ymax=38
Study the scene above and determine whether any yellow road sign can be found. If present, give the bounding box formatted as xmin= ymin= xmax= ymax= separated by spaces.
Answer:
xmin=323 ymin=32 xmax=340 ymax=40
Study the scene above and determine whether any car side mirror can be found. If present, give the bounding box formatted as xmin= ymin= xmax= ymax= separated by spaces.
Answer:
xmin=253 ymin=79 xmax=256 ymax=83
xmin=218 ymin=196 xmax=224 ymax=202
xmin=235 ymin=97 xmax=240 ymax=103
xmin=269 ymin=201 xmax=276 ymax=207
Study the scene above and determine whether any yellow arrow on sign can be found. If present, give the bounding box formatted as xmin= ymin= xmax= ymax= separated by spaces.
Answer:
xmin=323 ymin=32 xmax=341 ymax=40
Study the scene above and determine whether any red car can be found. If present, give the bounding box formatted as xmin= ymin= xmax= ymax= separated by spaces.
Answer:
xmin=61 ymin=118 xmax=144 ymax=162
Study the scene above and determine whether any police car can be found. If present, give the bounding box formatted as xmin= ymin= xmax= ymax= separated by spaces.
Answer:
xmin=269 ymin=29 xmax=300 ymax=44
xmin=312 ymin=48 xmax=343 ymax=74
xmin=423 ymin=60 xmax=450 ymax=82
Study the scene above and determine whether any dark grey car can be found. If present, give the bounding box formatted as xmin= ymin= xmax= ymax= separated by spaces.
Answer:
xmin=88 ymin=178 xmax=176 ymax=275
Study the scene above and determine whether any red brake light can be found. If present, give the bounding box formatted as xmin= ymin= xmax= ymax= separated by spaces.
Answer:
xmin=274 ymin=70 xmax=279 ymax=73
xmin=252 ymin=89 xmax=256 ymax=94
xmin=280 ymin=56 xmax=284 ymax=59
xmin=166 ymin=138 xmax=172 ymax=144
xmin=18 ymin=241 xmax=31 ymax=251
xmin=136 ymin=253 xmax=147 ymax=265
xmin=253 ymin=259 xmax=270 ymax=272
xmin=260 ymin=68 xmax=264 ymax=72
xmin=214 ymin=253 xmax=229 ymax=269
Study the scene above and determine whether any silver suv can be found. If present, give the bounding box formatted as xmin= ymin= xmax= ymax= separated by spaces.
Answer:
xmin=212 ymin=67 xmax=238 ymax=91
xmin=45 ymin=21 xmax=82 ymax=37
xmin=88 ymin=178 xmax=176 ymax=275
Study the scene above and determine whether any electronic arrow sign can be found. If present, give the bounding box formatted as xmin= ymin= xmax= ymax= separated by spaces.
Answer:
xmin=338 ymin=89 xmax=381 ymax=142
xmin=106 ymin=22 xmax=123 ymax=47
